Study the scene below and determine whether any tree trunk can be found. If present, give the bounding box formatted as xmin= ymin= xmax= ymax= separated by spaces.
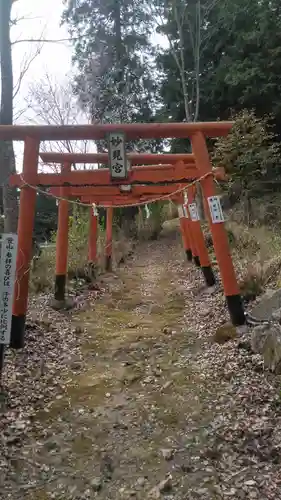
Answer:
xmin=2 ymin=145 xmax=18 ymax=233
xmin=0 ymin=0 xmax=19 ymax=233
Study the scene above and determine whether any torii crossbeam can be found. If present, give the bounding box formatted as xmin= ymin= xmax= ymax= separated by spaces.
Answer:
xmin=40 ymin=152 xmax=196 ymax=165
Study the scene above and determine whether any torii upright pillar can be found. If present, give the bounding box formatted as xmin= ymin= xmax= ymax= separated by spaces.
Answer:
xmin=105 ymin=207 xmax=113 ymax=271
xmin=178 ymin=205 xmax=192 ymax=261
xmin=191 ymin=131 xmax=245 ymax=325
xmin=11 ymin=138 xmax=40 ymax=348
xmin=88 ymin=205 xmax=98 ymax=277
xmin=54 ymin=162 xmax=70 ymax=303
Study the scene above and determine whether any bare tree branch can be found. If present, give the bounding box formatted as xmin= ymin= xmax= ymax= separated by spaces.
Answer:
xmin=11 ymin=37 xmax=78 ymax=46
xmin=10 ymin=15 xmax=42 ymax=26
xmin=13 ymin=43 xmax=43 ymax=99
xmin=150 ymin=0 xmax=215 ymax=122
xmin=25 ymin=72 xmax=93 ymax=166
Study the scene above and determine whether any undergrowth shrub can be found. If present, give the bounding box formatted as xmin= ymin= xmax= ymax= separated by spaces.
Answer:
xmin=239 ymin=264 xmax=265 ymax=302
xmin=238 ymin=253 xmax=281 ymax=301
xmin=202 ymin=216 xmax=281 ymax=302
xmin=204 ymin=226 xmax=236 ymax=249
xmin=29 ymin=245 xmax=55 ymax=293
xmin=218 ymin=221 xmax=281 ymax=302
xmin=67 ymin=208 xmax=89 ymax=276
xmin=30 ymin=206 xmax=135 ymax=293
xmin=226 ymin=222 xmax=260 ymax=254
xmin=212 ymin=109 xmax=281 ymax=226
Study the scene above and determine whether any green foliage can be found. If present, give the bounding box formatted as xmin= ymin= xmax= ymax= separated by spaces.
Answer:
xmin=212 ymin=110 xmax=281 ymax=195
xmin=30 ymin=204 xmax=138 ymax=293
xmin=29 ymin=246 xmax=55 ymax=294
xmin=34 ymin=193 xmax=57 ymax=242
xmin=63 ymin=0 xmax=281 ymax=136
xmin=114 ymin=206 xmax=139 ymax=239
xmin=156 ymin=0 xmax=281 ymax=138
xmin=201 ymin=0 xmax=281 ymax=128
xmin=62 ymin=0 xmax=281 ymax=228
xmin=62 ymin=0 xmax=157 ymax=125
xmin=67 ymin=206 xmax=90 ymax=274
xmin=30 ymin=206 xmax=98 ymax=292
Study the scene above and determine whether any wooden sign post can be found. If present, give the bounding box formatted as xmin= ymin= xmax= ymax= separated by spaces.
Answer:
xmin=0 ymin=234 xmax=18 ymax=389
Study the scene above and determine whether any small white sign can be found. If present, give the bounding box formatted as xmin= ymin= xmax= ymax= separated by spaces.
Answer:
xmin=92 ymin=204 xmax=98 ymax=216
xmin=188 ymin=202 xmax=200 ymax=221
xmin=0 ymin=234 xmax=18 ymax=345
xmin=108 ymin=132 xmax=128 ymax=179
xmin=207 ymin=196 xmax=225 ymax=223
xmin=177 ymin=205 xmax=184 ymax=218
xmin=145 ymin=205 xmax=150 ymax=219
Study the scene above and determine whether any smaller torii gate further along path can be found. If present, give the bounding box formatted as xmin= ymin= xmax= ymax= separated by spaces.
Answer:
xmin=3 ymin=121 xmax=245 ymax=350
xmin=14 ymin=156 xmax=221 ymax=290
xmin=39 ymin=153 xmax=226 ymax=301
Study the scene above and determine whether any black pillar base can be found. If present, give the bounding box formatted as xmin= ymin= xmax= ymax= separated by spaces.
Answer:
xmin=105 ymin=255 xmax=112 ymax=272
xmin=185 ymin=249 xmax=193 ymax=262
xmin=193 ymin=256 xmax=201 ymax=267
xmin=10 ymin=314 xmax=26 ymax=349
xmin=54 ymin=274 xmax=66 ymax=301
xmin=201 ymin=266 xmax=216 ymax=287
xmin=226 ymin=294 xmax=245 ymax=326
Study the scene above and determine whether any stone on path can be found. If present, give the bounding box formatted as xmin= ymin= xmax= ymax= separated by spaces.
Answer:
xmin=251 ymin=323 xmax=281 ymax=373
xmin=251 ymin=288 xmax=281 ymax=321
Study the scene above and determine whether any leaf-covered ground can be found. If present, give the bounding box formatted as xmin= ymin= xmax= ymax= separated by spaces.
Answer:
xmin=1 ymin=228 xmax=281 ymax=499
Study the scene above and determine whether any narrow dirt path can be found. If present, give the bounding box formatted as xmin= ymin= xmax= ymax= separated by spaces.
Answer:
xmin=2 ymin=230 xmax=281 ymax=500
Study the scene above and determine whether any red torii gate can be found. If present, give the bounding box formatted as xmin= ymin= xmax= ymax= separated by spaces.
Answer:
xmin=11 ymin=158 xmax=225 ymax=281
xmin=37 ymin=154 xmax=226 ymax=301
xmin=50 ymin=182 xmax=194 ymax=300
xmin=1 ymin=120 xmax=245 ymax=350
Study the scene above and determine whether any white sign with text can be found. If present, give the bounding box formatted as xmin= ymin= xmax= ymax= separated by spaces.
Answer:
xmin=0 ymin=234 xmax=18 ymax=345
xmin=188 ymin=202 xmax=200 ymax=221
xmin=208 ymin=196 xmax=225 ymax=223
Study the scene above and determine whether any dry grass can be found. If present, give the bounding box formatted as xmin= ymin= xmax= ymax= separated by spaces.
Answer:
xmin=203 ymin=220 xmax=281 ymax=301
xmin=29 ymin=246 xmax=55 ymax=293
xmin=30 ymin=206 xmax=281 ymax=307
xmin=196 ymin=217 xmax=281 ymax=302
xmin=29 ymin=228 xmax=134 ymax=294
xmin=29 ymin=203 xmax=175 ymax=295
xmin=226 ymin=222 xmax=281 ymax=300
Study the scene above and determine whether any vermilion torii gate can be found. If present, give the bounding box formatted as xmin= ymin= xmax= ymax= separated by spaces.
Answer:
xmin=0 ymin=121 xmax=245 ymax=349
xmin=40 ymin=154 xmax=226 ymax=300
